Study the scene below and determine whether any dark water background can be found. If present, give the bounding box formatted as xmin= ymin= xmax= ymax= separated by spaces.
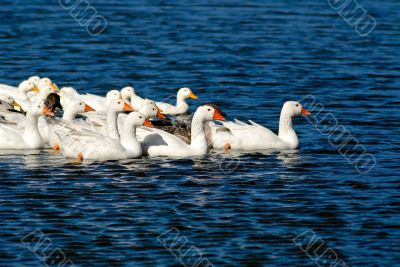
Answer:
xmin=0 ymin=0 xmax=399 ymax=266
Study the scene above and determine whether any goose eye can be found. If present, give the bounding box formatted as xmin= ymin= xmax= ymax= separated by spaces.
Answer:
xmin=208 ymin=109 xmax=211 ymax=112
xmin=139 ymin=116 xmax=143 ymax=119
xmin=118 ymin=102 xmax=121 ymax=104
xmin=152 ymin=108 xmax=155 ymax=111
xmin=296 ymin=104 xmax=299 ymax=107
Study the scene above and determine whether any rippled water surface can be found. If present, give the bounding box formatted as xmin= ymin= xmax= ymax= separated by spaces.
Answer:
xmin=0 ymin=0 xmax=400 ymax=266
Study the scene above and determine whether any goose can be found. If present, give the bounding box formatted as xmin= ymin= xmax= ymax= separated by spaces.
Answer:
xmin=156 ymin=87 xmax=198 ymax=116
xmin=209 ymin=101 xmax=311 ymax=150
xmin=139 ymin=104 xmax=225 ymax=157
xmin=52 ymin=112 xmax=152 ymax=161
xmin=0 ymin=102 xmax=54 ymax=150
xmin=80 ymin=90 xmax=122 ymax=112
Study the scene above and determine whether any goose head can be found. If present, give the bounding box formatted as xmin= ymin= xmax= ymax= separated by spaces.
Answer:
xmin=121 ymin=86 xmax=135 ymax=102
xmin=108 ymin=98 xmax=133 ymax=113
xmin=60 ymin=87 xmax=79 ymax=98
xmin=64 ymin=100 xmax=95 ymax=116
xmin=18 ymin=80 xmax=37 ymax=94
xmin=106 ymin=90 xmax=122 ymax=104
xmin=0 ymin=95 xmax=14 ymax=105
xmin=195 ymin=104 xmax=225 ymax=122
xmin=28 ymin=76 xmax=40 ymax=86
xmin=139 ymin=100 xmax=165 ymax=119
xmin=281 ymin=101 xmax=311 ymax=117
xmin=44 ymin=93 xmax=62 ymax=112
xmin=59 ymin=87 xmax=79 ymax=107
xmin=125 ymin=112 xmax=153 ymax=128
xmin=177 ymin=87 xmax=198 ymax=100
xmin=38 ymin=78 xmax=58 ymax=92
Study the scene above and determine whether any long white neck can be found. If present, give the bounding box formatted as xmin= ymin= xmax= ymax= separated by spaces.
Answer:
xmin=189 ymin=112 xmax=208 ymax=155
xmin=62 ymin=108 xmax=78 ymax=121
xmin=176 ymin=94 xmax=188 ymax=107
xmin=278 ymin=111 xmax=298 ymax=149
xmin=107 ymin=111 xmax=120 ymax=140
xmin=120 ymin=124 xmax=142 ymax=158
xmin=24 ymin=113 xmax=43 ymax=149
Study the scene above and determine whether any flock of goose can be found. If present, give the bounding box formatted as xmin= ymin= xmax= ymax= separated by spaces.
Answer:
xmin=0 ymin=76 xmax=311 ymax=161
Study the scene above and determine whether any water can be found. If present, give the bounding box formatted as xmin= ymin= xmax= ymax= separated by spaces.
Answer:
xmin=0 ymin=0 xmax=399 ymax=266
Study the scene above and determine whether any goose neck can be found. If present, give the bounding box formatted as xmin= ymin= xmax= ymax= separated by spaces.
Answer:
xmin=107 ymin=110 xmax=120 ymax=140
xmin=24 ymin=114 xmax=42 ymax=148
xmin=120 ymin=124 xmax=142 ymax=157
xmin=278 ymin=111 xmax=299 ymax=149
xmin=189 ymin=112 xmax=208 ymax=155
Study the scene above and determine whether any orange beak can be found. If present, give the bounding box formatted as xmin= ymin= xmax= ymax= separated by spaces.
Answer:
xmin=84 ymin=104 xmax=95 ymax=112
xmin=213 ymin=110 xmax=225 ymax=121
xmin=157 ymin=108 xmax=166 ymax=119
xmin=189 ymin=92 xmax=198 ymax=99
xmin=124 ymin=103 xmax=134 ymax=112
xmin=51 ymin=83 xmax=59 ymax=92
xmin=301 ymin=107 xmax=311 ymax=116
xmin=43 ymin=106 xmax=55 ymax=117
xmin=144 ymin=119 xmax=153 ymax=127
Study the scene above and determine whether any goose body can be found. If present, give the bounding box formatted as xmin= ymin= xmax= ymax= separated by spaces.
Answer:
xmin=53 ymin=112 xmax=150 ymax=161
xmin=209 ymin=101 xmax=311 ymax=150
xmin=156 ymin=87 xmax=198 ymax=116
xmin=139 ymin=105 xmax=225 ymax=157
xmin=0 ymin=103 xmax=53 ymax=150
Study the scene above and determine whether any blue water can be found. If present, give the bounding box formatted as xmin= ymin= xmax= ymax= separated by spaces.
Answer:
xmin=1 ymin=0 xmax=400 ymax=266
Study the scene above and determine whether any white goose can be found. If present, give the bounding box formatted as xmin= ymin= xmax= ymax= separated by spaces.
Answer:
xmin=139 ymin=104 xmax=225 ymax=157
xmin=209 ymin=101 xmax=311 ymax=150
xmin=0 ymin=103 xmax=54 ymax=150
xmin=156 ymin=87 xmax=198 ymax=115
xmin=53 ymin=112 xmax=152 ymax=161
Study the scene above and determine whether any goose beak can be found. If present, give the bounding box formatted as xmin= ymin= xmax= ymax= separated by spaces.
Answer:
xmin=51 ymin=83 xmax=59 ymax=92
xmin=43 ymin=106 xmax=55 ymax=117
xmin=189 ymin=92 xmax=198 ymax=99
xmin=84 ymin=104 xmax=95 ymax=112
xmin=32 ymin=86 xmax=39 ymax=93
xmin=124 ymin=103 xmax=134 ymax=112
xmin=213 ymin=110 xmax=225 ymax=121
xmin=157 ymin=108 xmax=166 ymax=119
xmin=144 ymin=119 xmax=153 ymax=127
xmin=301 ymin=107 xmax=311 ymax=116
